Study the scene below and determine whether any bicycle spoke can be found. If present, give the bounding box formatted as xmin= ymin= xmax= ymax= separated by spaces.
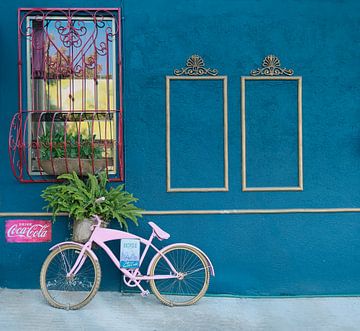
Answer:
xmin=150 ymin=246 xmax=210 ymax=306
xmin=41 ymin=245 xmax=100 ymax=309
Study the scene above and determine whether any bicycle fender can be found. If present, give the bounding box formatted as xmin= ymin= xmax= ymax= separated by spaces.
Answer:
xmin=49 ymin=241 xmax=99 ymax=262
xmin=147 ymin=243 xmax=215 ymax=276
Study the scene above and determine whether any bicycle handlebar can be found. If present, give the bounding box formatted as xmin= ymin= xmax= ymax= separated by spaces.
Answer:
xmin=90 ymin=215 xmax=102 ymax=230
xmin=90 ymin=198 xmax=106 ymax=230
xmin=95 ymin=197 xmax=105 ymax=204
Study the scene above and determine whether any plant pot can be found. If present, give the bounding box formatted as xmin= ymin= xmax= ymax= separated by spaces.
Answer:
xmin=72 ymin=218 xmax=94 ymax=243
xmin=72 ymin=218 xmax=110 ymax=243
xmin=40 ymin=158 xmax=112 ymax=176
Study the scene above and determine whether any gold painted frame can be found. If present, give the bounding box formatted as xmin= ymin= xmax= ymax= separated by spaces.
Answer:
xmin=241 ymin=55 xmax=303 ymax=192
xmin=166 ymin=55 xmax=228 ymax=192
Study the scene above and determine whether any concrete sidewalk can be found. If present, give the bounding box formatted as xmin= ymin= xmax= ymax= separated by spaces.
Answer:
xmin=1 ymin=289 xmax=360 ymax=330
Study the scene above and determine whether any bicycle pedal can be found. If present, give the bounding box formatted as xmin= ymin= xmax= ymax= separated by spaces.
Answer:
xmin=141 ymin=290 xmax=150 ymax=297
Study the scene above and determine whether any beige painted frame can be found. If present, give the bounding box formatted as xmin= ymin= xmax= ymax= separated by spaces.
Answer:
xmin=166 ymin=76 xmax=229 ymax=192
xmin=241 ymin=76 xmax=303 ymax=192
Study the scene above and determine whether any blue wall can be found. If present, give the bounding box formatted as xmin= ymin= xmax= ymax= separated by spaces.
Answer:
xmin=1 ymin=0 xmax=360 ymax=296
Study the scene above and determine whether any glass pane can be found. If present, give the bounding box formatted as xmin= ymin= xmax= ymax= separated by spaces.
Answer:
xmin=27 ymin=15 xmax=117 ymax=175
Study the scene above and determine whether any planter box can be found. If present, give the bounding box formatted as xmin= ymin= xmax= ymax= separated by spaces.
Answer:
xmin=40 ymin=158 xmax=112 ymax=176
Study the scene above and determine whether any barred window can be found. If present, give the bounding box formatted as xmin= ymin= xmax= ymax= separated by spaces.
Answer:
xmin=9 ymin=9 xmax=123 ymax=182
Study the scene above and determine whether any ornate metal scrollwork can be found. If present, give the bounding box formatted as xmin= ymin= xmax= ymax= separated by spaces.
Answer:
xmin=19 ymin=9 xmax=119 ymax=79
xmin=250 ymin=55 xmax=294 ymax=76
xmin=174 ymin=55 xmax=218 ymax=76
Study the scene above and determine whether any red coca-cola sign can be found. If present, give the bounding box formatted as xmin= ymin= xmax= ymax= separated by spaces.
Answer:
xmin=5 ymin=220 xmax=52 ymax=243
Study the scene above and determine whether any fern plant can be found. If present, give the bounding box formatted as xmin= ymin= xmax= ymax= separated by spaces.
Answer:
xmin=39 ymin=132 xmax=103 ymax=160
xmin=41 ymin=171 xmax=143 ymax=230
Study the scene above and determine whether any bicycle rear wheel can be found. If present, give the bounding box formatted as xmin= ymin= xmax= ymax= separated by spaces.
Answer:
xmin=40 ymin=244 xmax=101 ymax=310
xmin=149 ymin=245 xmax=210 ymax=306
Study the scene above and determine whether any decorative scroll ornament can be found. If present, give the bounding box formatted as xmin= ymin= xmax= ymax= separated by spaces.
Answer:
xmin=174 ymin=55 xmax=218 ymax=76
xmin=250 ymin=55 xmax=294 ymax=76
xmin=19 ymin=10 xmax=118 ymax=79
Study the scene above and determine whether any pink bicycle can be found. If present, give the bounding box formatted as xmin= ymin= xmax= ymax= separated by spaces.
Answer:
xmin=40 ymin=214 xmax=214 ymax=310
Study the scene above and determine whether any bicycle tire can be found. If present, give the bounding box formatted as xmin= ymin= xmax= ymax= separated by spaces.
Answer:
xmin=40 ymin=243 xmax=101 ymax=310
xmin=149 ymin=245 xmax=210 ymax=306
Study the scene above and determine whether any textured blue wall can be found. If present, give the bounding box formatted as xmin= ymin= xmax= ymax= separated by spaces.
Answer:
xmin=123 ymin=0 xmax=360 ymax=295
xmin=1 ymin=0 xmax=360 ymax=296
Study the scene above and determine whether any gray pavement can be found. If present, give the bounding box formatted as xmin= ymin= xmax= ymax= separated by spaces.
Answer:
xmin=1 ymin=289 xmax=360 ymax=330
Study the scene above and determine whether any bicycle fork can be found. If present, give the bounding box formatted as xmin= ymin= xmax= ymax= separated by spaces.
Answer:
xmin=64 ymin=243 xmax=92 ymax=279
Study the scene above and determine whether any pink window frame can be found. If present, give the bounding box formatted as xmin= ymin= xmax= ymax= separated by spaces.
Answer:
xmin=11 ymin=8 xmax=124 ymax=183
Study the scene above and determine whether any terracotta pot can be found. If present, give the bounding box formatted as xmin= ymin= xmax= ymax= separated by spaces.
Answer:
xmin=39 ymin=158 xmax=112 ymax=176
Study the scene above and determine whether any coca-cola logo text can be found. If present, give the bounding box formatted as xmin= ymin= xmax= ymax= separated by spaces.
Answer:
xmin=5 ymin=220 xmax=52 ymax=243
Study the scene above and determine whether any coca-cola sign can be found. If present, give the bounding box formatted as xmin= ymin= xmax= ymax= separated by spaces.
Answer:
xmin=5 ymin=220 xmax=52 ymax=243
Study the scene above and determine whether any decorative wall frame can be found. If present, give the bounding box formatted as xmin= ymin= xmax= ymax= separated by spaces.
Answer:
xmin=241 ymin=55 xmax=303 ymax=192
xmin=166 ymin=55 xmax=229 ymax=192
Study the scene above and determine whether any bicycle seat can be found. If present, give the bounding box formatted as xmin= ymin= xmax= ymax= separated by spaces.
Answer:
xmin=148 ymin=222 xmax=170 ymax=240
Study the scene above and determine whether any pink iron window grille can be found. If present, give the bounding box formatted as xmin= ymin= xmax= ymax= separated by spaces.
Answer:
xmin=9 ymin=8 xmax=124 ymax=182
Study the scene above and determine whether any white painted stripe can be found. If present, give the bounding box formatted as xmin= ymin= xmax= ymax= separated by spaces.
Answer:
xmin=2 ymin=208 xmax=360 ymax=217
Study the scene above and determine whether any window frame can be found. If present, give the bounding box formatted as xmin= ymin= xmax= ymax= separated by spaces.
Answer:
xmin=11 ymin=8 xmax=124 ymax=183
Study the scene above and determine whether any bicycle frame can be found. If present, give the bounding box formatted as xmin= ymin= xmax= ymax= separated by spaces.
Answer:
xmin=63 ymin=225 xmax=179 ymax=296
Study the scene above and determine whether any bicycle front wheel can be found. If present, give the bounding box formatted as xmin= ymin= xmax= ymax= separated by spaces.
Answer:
xmin=149 ymin=245 xmax=210 ymax=306
xmin=40 ymin=244 xmax=101 ymax=310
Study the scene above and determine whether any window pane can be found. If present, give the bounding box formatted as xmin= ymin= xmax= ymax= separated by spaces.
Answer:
xmin=27 ymin=15 xmax=117 ymax=175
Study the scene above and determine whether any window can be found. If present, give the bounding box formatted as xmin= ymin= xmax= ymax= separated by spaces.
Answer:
xmin=9 ymin=8 xmax=123 ymax=182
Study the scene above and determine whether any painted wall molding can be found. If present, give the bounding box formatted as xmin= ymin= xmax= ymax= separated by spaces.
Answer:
xmin=241 ymin=55 xmax=303 ymax=192
xmin=2 ymin=208 xmax=360 ymax=217
xmin=166 ymin=55 xmax=229 ymax=192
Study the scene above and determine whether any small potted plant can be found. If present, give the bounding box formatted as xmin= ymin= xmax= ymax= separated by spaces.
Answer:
xmin=41 ymin=171 xmax=143 ymax=242
xmin=38 ymin=132 xmax=112 ymax=176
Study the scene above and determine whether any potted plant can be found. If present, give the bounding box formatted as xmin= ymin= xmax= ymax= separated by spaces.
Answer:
xmin=38 ymin=131 xmax=112 ymax=176
xmin=41 ymin=171 xmax=143 ymax=242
